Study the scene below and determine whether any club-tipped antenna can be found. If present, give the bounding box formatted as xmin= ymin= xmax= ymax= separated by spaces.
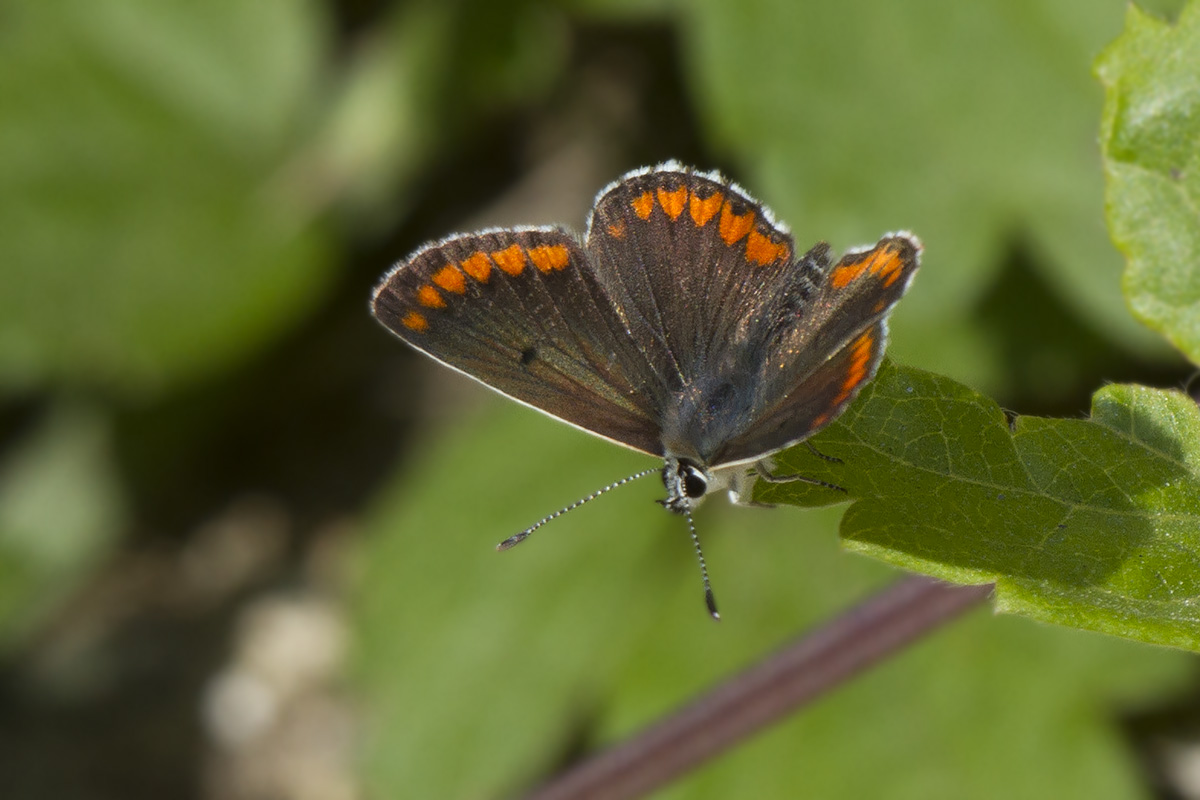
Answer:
xmin=684 ymin=507 xmax=720 ymax=620
xmin=496 ymin=467 xmax=659 ymax=551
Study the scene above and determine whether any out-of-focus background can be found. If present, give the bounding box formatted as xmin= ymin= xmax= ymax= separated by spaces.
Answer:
xmin=1 ymin=1 xmax=1198 ymax=798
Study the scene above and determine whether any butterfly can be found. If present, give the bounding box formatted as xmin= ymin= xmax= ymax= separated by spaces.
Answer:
xmin=372 ymin=162 xmax=920 ymax=617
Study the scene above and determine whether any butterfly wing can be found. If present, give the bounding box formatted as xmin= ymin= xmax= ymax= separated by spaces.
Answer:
xmin=585 ymin=165 xmax=799 ymax=388
xmin=371 ymin=227 xmax=669 ymax=455
xmin=714 ymin=235 xmax=921 ymax=465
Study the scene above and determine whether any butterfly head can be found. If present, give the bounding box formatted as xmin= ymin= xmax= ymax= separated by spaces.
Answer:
xmin=659 ymin=456 xmax=713 ymax=514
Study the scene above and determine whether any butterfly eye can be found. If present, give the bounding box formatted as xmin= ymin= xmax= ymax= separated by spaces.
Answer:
xmin=682 ymin=464 xmax=708 ymax=499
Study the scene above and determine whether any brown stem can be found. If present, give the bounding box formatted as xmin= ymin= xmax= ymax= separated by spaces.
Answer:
xmin=524 ymin=576 xmax=994 ymax=800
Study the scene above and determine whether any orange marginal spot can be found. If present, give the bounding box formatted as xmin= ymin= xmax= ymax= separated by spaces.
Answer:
xmin=460 ymin=251 xmax=495 ymax=281
xmin=632 ymin=191 xmax=655 ymax=220
xmin=834 ymin=331 xmax=876 ymax=404
xmin=657 ymin=185 xmax=687 ymax=220
xmin=402 ymin=311 xmax=429 ymax=332
xmin=831 ymin=242 xmax=910 ymax=289
xmin=432 ymin=265 xmax=467 ymax=293
xmin=874 ymin=244 xmax=907 ymax=287
xmin=416 ymin=284 xmax=445 ymax=308
xmin=830 ymin=264 xmax=864 ymax=289
xmin=491 ymin=244 xmax=527 ymax=275
xmin=689 ymin=191 xmax=723 ymax=227
xmin=607 ymin=220 xmax=627 ymax=239
xmin=745 ymin=229 xmax=788 ymax=266
xmin=528 ymin=244 xmax=570 ymax=273
xmin=811 ymin=412 xmax=830 ymax=430
xmin=718 ymin=202 xmax=755 ymax=245
xmin=873 ymin=299 xmax=887 ymax=314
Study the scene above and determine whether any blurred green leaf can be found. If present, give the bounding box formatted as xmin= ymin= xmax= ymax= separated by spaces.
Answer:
xmin=758 ymin=361 xmax=1200 ymax=651
xmin=354 ymin=394 xmax=676 ymax=798
xmin=318 ymin=0 xmax=569 ymax=227
xmin=0 ymin=0 xmax=335 ymax=394
xmin=0 ymin=404 xmax=124 ymax=645
xmin=1097 ymin=1 xmax=1200 ymax=363
xmin=679 ymin=0 xmax=1176 ymax=387
xmin=355 ymin=391 xmax=1189 ymax=799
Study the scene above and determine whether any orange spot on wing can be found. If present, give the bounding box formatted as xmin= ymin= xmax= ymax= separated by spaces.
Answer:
xmin=607 ymin=220 xmax=626 ymax=239
xmin=745 ymin=229 xmax=788 ymax=265
xmin=876 ymin=248 xmax=906 ymax=287
xmin=432 ymin=265 xmax=467 ymax=293
xmin=490 ymin=244 xmax=526 ymax=275
xmin=830 ymin=260 xmax=866 ymax=289
xmin=461 ymin=252 xmax=494 ymax=281
xmin=632 ymin=191 xmax=654 ymax=220
xmin=528 ymin=244 xmax=570 ymax=272
xmin=832 ymin=331 xmax=876 ymax=405
xmin=689 ymin=191 xmax=723 ymax=227
xmin=416 ymin=285 xmax=445 ymax=308
xmin=719 ymin=202 xmax=755 ymax=245
xmin=831 ymin=242 xmax=909 ymax=289
xmin=657 ymin=186 xmax=687 ymax=220
xmin=402 ymin=311 xmax=428 ymax=332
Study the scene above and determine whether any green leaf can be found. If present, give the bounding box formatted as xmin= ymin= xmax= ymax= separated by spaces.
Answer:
xmin=679 ymin=0 xmax=1175 ymax=387
xmin=354 ymin=393 xmax=1189 ymax=799
xmin=0 ymin=403 xmax=125 ymax=645
xmin=0 ymin=0 xmax=335 ymax=394
xmin=757 ymin=360 xmax=1200 ymax=651
xmin=1097 ymin=1 xmax=1200 ymax=363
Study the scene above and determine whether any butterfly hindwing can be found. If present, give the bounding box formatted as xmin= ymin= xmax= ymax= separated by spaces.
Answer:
xmin=715 ymin=235 xmax=921 ymax=465
xmin=718 ymin=321 xmax=889 ymax=465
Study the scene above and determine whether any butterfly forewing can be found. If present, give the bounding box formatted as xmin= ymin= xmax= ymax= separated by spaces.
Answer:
xmin=372 ymin=228 xmax=668 ymax=455
xmin=586 ymin=167 xmax=799 ymax=385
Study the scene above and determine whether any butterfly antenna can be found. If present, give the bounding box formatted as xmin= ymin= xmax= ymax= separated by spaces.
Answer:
xmin=496 ymin=467 xmax=659 ymax=551
xmin=685 ymin=507 xmax=720 ymax=621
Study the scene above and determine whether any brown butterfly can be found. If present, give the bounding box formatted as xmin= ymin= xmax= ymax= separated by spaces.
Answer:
xmin=372 ymin=162 xmax=920 ymax=617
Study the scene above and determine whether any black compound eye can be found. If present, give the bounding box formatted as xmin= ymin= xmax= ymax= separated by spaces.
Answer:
xmin=682 ymin=466 xmax=708 ymax=499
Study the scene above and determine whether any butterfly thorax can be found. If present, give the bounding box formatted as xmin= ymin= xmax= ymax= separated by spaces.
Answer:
xmin=659 ymin=364 xmax=761 ymax=465
xmin=659 ymin=369 xmax=761 ymax=513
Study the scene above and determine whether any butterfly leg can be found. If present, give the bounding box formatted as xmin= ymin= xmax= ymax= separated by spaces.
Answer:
xmin=725 ymin=459 xmax=846 ymax=507
xmin=803 ymin=440 xmax=842 ymax=464
xmin=754 ymin=461 xmax=847 ymax=494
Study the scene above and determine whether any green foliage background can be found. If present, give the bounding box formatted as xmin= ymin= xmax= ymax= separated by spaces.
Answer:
xmin=0 ymin=0 xmax=1197 ymax=798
